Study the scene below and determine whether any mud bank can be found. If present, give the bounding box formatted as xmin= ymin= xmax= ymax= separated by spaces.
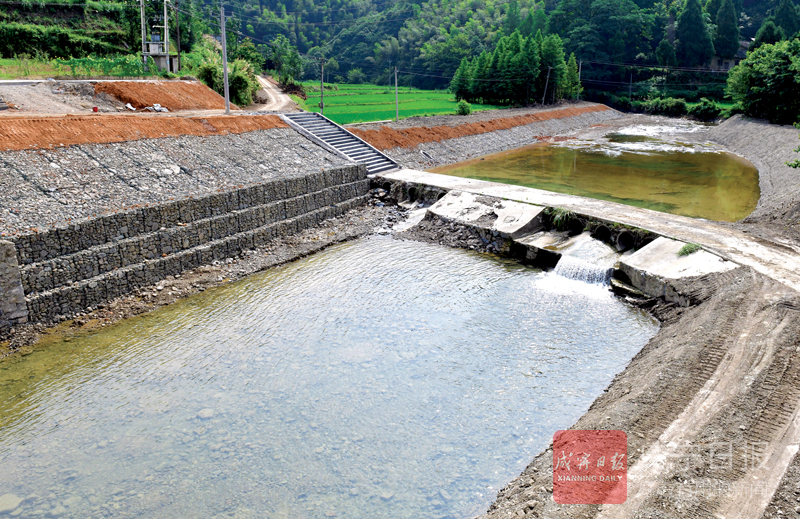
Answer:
xmin=349 ymin=102 xmax=623 ymax=170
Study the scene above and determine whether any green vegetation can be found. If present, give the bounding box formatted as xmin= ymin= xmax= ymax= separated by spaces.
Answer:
xmin=298 ymin=82 xmax=502 ymax=124
xmin=456 ymin=99 xmax=472 ymax=115
xmin=545 ymin=207 xmax=577 ymax=232
xmin=678 ymin=243 xmax=702 ymax=256
xmin=726 ymin=39 xmax=800 ymax=124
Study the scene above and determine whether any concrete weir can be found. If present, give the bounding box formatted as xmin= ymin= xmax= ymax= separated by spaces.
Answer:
xmin=377 ymin=168 xmax=800 ymax=294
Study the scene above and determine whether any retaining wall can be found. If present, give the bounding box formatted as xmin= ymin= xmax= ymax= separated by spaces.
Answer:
xmin=1 ymin=164 xmax=368 ymax=327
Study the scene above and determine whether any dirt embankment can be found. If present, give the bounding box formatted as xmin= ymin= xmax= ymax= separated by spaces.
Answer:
xmin=94 ymin=80 xmax=237 ymax=111
xmin=348 ymin=104 xmax=609 ymax=150
xmin=0 ymin=114 xmax=287 ymax=151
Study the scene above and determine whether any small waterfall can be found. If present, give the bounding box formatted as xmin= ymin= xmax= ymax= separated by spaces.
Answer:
xmin=553 ymin=255 xmax=613 ymax=285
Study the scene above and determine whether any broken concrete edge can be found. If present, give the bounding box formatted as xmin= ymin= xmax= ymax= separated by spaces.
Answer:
xmin=0 ymin=240 xmax=28 ymax=330
xmin=373 ymin=173 xmax=738 ymax=306
xmin=0 ymin=165 xmax=369 ymax=331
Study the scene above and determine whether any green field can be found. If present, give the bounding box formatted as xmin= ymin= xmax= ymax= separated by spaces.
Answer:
xmin=296 ymin=82 xmax=503 ymax=124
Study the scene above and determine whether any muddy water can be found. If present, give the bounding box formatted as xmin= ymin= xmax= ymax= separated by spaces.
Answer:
xmin=431 ymin=127 xmax=760 ymax=222
xmin=0 ymin=236 xmax=657 ymax=518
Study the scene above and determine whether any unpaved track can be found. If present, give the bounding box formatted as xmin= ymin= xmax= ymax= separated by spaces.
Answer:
xmin=255 ymin=75 xmax=294 ymax=111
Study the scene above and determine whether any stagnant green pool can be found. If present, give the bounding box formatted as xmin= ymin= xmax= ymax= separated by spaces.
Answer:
xmin=430 ymin=126 xmax=760 ymax=222
xmin=0 ymin=237 xmax=657 ymax=518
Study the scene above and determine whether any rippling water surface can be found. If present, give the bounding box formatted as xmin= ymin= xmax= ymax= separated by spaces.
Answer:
xmin=0 ymin=236 xmax=657 ymax=518
xmin=430 ymin=126 xmax=760 ymax=222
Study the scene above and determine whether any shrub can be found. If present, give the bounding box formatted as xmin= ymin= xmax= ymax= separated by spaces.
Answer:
xmin=639 ymin=97 xmax=688 ymax=117
xmin=456 ymin=99 xmax=472 ymax=115
xmin=688 ymin=98 xmax=722 ymax=121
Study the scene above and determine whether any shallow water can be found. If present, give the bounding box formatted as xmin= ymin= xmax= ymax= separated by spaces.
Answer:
xmin=0 ymin=236 xmax=657 ymax=518
xmin=430 ymin=127 xmax=759 ymax=222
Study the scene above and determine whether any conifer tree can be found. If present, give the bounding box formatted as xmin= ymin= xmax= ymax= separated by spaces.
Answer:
xmin=774 ymin=0 xmax=800 ymax=39
xmin=469 ymin=51 xmax=491 ymax=102
xmin=656 ymin=38 xmax=678 ymax=66
xmin=539 ymin=34 xmax=567 ymax=103
xmin=563 ymin=53 xmax=582 ymax=99
xmin=751 ymin=20 xmax=785 ymax=51
xmin=520 ymin=36 xmax=541 ymax=104
xmin=519 ymin=11 xmax=535 ymax=38
xmin=505 ymin=1 xmax=521 ymax=35
xmin=450 ymin=58 xmax=470 ymax=101
xmin=675 ymin=0 xmax=715 ymax=67
xmin=714 ymin=0 xmax=740 ymax=58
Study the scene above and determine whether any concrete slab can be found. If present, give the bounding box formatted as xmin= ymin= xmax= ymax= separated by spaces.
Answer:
xmin=376 ymin=169 xmax=800 ymax=293
xmin=619 ymin=236 xmax=737 ymax=304
xmin=428 ymin=191 xmax=544 ymax=239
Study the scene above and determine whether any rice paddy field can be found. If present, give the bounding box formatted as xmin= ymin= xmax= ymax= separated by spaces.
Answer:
xmin=296 ymin=82 xmax=503 ymax=124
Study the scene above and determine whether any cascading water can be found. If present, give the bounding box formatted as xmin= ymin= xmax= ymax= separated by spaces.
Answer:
xmin=553 ymin=254 xmax=614 ymax=285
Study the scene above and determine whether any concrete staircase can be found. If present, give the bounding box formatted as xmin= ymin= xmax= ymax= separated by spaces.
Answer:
xmin=282 ymin=112 xmax=398 ymax=175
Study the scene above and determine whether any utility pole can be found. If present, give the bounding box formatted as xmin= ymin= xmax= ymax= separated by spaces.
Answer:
xmin=542 ymin=67 xmax=551 ymax=106
xmin=628 ymin=71 xmax=632 ymax=99
xmin=577 ymin=60 xmax=582 ymax=101
xmin=140 ymin=0 xmax=147 ymax=71
xmin=394 ymin=66 xmax=399 ymax=122
xmin=220 ymin=5 xmax=230 ymax=114
xmin=163 ymin=0 xmax=169 ymax=62
xmin=319 ymin=58 xmax=324 ymax=115
xmin=174 ymin=0 xmax=181 ymax=71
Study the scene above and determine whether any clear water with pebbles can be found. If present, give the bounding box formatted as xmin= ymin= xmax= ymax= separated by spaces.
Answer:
xmin=0 ymin=236 xmax=657 ymax=518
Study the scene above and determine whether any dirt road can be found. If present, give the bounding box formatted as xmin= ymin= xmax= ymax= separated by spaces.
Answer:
xmin=255 ymin=76 xmax=295 ymax=111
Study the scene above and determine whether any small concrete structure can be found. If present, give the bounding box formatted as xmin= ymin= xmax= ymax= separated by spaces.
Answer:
xmin=0 ymin=240 xmax=28 ymax=329
xmin=619 ymin=237 xmax=738 ymax=305
xmin=428 ymin=191 xmax=544 ymax=239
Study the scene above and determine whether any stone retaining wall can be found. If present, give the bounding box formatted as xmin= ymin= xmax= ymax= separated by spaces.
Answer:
xmin=2 ymin=164 xmax=368 ymax=326
xmin=0 ymin=241 xmax=27 ymax=329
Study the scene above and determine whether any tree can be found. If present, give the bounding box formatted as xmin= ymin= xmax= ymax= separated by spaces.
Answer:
xmin=266 ymin=34 xmax=302 ymax=84
xmin=519 ymin=10 xmax=535 ymax=38
xmin=676 ymin=0 xmax=715 ymax=67
xmin=539 ymin=34 xmax=567 ymax=103
xmin=505 ymin=1 xmax=521 ymax=35
xmin=751 ymin=20 xmax=785 ymax=51
xmin=450 ymin=58 xmax=471 ymax=101
xmin=233 ymin=38 xmax=265 ymax=72
xmin=774 ymin=0 xmax=800 ymax=40
xmin=726 ymin=39 xmax=800 ymax=124
xmin=347 ymin=67 xmax=366 ymax=83
xmin=656 ymin=38 xmax=678 ymax=66
xmin=563 ymin=53 xmax=583 ymax=99
xmin=714 ymin=0 xmax=740 ymax=58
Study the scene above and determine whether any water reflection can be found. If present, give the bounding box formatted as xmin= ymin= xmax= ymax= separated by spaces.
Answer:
xmin=430 ymin=129 xmax=759 ymax=222
xmin=0 ymin=236 xmax=657 ymax=518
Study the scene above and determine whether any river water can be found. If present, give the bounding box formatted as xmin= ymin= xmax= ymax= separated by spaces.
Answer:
xmin=0 ymin=236 xmax=657 ymax=518
xmin=431 ymin=124 xmax=760 ymax=222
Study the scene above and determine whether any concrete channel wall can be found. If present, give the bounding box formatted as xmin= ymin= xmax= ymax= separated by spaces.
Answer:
xmin=378 ymin=171 xmax=744 ymax=305
xmin=1 ymin=164 xmax=368 ymax=326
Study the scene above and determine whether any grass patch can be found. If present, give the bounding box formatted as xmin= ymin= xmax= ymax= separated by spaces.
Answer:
xmin=545 ymin=207 xmax=577 ymax=232
xmin=299 ymin=81 xmax=503 ymax=124
xmin=677 ymin=242 xmax=702 ymax=256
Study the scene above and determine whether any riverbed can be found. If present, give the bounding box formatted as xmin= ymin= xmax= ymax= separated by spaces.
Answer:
xmin=0 ymin=235 xmax=657 ymax=518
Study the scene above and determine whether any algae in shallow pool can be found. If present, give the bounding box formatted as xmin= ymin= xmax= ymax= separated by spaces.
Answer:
xmin=430 ymin=139 xmax=760 ymax=222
